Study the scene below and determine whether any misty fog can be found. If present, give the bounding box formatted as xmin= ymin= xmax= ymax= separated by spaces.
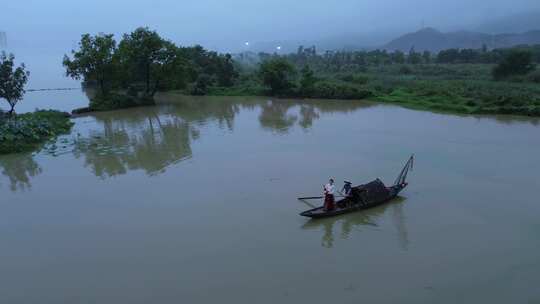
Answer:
xmin=1 ymin=0 xmax=539 ymax=53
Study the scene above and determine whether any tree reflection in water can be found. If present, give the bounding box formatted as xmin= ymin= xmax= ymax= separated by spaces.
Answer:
xmin=0 ymin=153 xmax=42 ymax=191
xmin=299 ymin=104 xmax=320 ymax=129
xmin=301 ymin=197 xmax=409 ymax=249
xmin=259 ymin=100 xmax=299 ymax=134
xmin=73 ymin=109 xmax=194 ymax=178
xmin=0 ymin=96 xmax=375 ymax=187
xmin=257 ymin=98 xmax=373 ymax=134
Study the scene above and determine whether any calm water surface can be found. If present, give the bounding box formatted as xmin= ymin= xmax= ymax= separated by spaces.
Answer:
xmin=2 ymin=95 xmax=540 ymax=303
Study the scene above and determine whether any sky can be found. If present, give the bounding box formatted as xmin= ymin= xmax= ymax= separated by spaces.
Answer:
xmin=1 ymin=0 xmax=539 ymax=52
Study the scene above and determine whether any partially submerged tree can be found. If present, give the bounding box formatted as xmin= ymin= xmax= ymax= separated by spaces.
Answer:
xmin=117 ymin=27 xmax=166 ymax=96
xmin=147 ymin=41 xmax=184 ymax=96
xmin=61 ymin=28 xmax=239 ymax=106
xmin=63 ymin=33 xmax=117 ymax=96
xmin=0 ymin=52 xmax=30 ymax=115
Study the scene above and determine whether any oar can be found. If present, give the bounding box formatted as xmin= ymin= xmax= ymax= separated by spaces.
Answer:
xmin=298 ymin=196 xmax=323 ymax=200
xmin=297 ymin=199 xmax=318 ymax=209
xmin=297 ymin=195 xmax=346 ymax=200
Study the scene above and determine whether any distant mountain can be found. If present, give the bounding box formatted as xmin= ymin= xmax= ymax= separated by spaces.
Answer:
xmin=242 ymin=31 xmax=398 ymax=54
xmin=383 ymin=28 xmax=540 ymax=52
xmin=475 ymin=11 xmax=540 ymax=34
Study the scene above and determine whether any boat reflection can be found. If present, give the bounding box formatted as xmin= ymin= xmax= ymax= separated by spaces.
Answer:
xmin=301 ymin=197 xmax=409 ymax=249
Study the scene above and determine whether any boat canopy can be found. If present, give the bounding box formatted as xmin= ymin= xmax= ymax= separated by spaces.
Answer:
xmin=352 ymin=179 xmax=390 ymax=203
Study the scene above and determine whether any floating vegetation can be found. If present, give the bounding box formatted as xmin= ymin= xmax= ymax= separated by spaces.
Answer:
xmin=0 ymin=110 xmax=73 ymax=154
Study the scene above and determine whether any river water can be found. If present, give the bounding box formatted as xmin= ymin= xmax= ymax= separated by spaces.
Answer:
xmin=2 ymin=94 xmax=540 ymax=303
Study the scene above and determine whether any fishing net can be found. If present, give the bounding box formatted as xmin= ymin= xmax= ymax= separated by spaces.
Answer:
xmin=394 ymin=155 xmax=414 ymax=186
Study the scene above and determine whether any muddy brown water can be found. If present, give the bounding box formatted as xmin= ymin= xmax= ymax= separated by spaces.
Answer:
xmin=2 ymin=94 xmax=540 ymax=303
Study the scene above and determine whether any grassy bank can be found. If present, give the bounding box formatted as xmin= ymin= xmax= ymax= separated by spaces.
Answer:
xmin=356 ymin=64 xmax=540 ymax=116
xmin=370 ymin=78 xmax=540 ymax=116
xmin=208 ymin=63 xmax=540 ymax=117
xmin=0 ymin=110 xmax=73 ymax=154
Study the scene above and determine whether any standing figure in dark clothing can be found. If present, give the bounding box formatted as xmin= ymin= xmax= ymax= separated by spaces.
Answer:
xmin=323 ymin=178 xmax=335 ymax=211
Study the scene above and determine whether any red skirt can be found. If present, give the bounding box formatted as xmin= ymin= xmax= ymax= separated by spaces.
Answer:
xmin=324 ymin=194 xmax=335 ymax=211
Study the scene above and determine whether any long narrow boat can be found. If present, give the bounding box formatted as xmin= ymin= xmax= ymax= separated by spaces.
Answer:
xmin=299 ymin=155 xmax=414 ymax=219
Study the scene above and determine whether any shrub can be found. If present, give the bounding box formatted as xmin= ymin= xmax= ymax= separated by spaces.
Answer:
xmin=89 ymin=92 xmax=154 ymax=111
xmin=338 ymin=74 xmax=354 ymax=82
xmin=527 ymin=69 xmax=540 ymax=83
xmin=399 ymin=65 xmax=413 ymax=75
xmin=258 ymin=58 xmax=297 ymax=95
xmin=493 ymin=50 xmax=536 ymax=80
xmin=190 ymin=74 xmax=212 ymax=95
xmin=308 ymin=81 xmax=372 ymax=99
xmin=337 ymin=74 xmax=369 ymax=85
xmin=0 ymin=110 xmax=73 ymax=154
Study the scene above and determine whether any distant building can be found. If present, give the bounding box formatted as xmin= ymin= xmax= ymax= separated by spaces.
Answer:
xmin=0 ymin=31 xmax=7 ymax=48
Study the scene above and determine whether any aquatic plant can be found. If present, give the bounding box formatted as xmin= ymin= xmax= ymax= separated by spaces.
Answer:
xmin=0 ymin=110 xmax=73 ymax=154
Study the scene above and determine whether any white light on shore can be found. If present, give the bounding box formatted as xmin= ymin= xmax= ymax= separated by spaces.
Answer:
xmin=245 ymin=42 xmax=250 ymax=46
xmin=276 ymin=46 xmax=282 ymax=50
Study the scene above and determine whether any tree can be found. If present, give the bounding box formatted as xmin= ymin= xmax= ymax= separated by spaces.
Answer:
xmin=258 ymin=58 xmax=296 ymax=95
xmin=493 ymin=50 xmax=536 ymax=80
xmin=147 ymin=41 xmax=183 ymax=96
xmin=63 ymin=33 xmax=117 ymax=96
xmin=422 ymin=50 xmax=432 ymax=64
xmin=117 ymin=27 xmax=165 ymax=96
xmin=299 ymin=65 xmax=316 ymax=96
xmin=0 ymin=52 xmax=30 ymax=115
xmin=218 ymin=54 xmax=238 ymax=87
xmin=391 ymin=50 xmax=405 ymax=64
xmin=437 ymin=48 xmax=459 ymax=63
xmin=407 ymin=47 xmax=422 ymax=65
xmin=190 ymin=74 xmax=212 ymax=96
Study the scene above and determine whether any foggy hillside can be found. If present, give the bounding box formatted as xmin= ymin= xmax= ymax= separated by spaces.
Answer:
xmin=238 ymin=10 xmax=540 ymax=53
xmin=475 ymin=11 xmax=540 ymax=34
xmin=1 ymin=0 xmax=539 ymax=53
xmin=383 ymin=28 xmax=540 ymax=52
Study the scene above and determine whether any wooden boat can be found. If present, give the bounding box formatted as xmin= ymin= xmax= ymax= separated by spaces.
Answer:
xmin=299 ymin=155 xmax=414 ymax=219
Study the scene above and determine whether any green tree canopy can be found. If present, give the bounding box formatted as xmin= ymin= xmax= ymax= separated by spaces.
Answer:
xmin=117 ymin=27 xmax=167 ymax=96
xmin=391 ymin=50 xmax=406 ymax=64
xmin=493 ymin=49 xmax=536 ymax=80
xmin=407 ymin=47 xmax=422 ymax=65
xmin=258 ymin=58 xmax=296 ymax=95
xmin=62 ymin=28 xmax=240 ymax=105
xmin=63 ymin=33 xmax=117 ymax=96
xmin=299 ymin=65 xmax=316 ymax=96
xmin=0 ymin=52 xmax=30 ymax=115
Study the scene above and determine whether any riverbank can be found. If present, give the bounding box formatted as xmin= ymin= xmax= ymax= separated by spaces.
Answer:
xmin=75 ymin=78 xmax=540 ymax=118
xmin=204 ymin=64 xmax=540 ymax=117
xmin=71 ymin=91 xmax=156 ymax=115
xmin=372 ymin=79 xmax=540 ymax=116
xmin=0 ymin=110 xmax=73 ymax=154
